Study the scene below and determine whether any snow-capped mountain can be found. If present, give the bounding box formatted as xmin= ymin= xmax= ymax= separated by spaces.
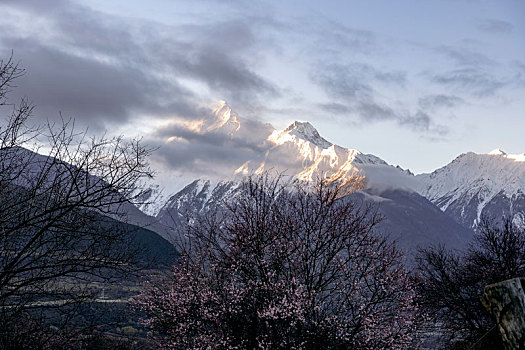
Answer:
xmin=235 ymin=120 xmax=391 ymax=184
xmin=156 ymin=179 xmax=242 ymax=230
xmin=155 ymin=179 xmax=473 ymax=255
xmin=416 ymin=149 xmax=525 ymax=229
xmin=202 ymin=101 xmax=415 ymax=189
xmin=148 ymin=102 xmax=473 ymax=253
xmin=148 ymin=100 xmax=416 ymax=219
xmin=139 ymin=102 xmax=407 ymax=217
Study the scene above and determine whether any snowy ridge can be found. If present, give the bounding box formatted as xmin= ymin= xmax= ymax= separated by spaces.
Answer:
xmin=487 ymin=148 xmax=525 ymax=162
xmin=238 ymin=118 xmax=392 ymax=185
xmin=417 ymin=150 xmax=525 ymax=204
xmin=416 ymin=150 xmax=525 ymax=227
xmin=276 ymin=121 xmax=333 ymax=149
xmin=155 ymin=178 xmax=243 ymax=230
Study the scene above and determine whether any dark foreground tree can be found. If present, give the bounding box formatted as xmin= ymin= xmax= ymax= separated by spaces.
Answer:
xmin=135 ymin=174 xmax=418 ymax=349
xmin=415 ymin=217 xmax=525 ymax=349
xmin=0 ymin=55 xmax=154 ymax=348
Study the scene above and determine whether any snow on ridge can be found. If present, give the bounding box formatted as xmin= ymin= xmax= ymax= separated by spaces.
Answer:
xmin=416 ymin=150 xmax=525 ymax=223
xmin=268 ymin=121 xmax=386 ymax=167
xmin=487 ymin=148 xmax=525 ymax=162
xmin=269 ymin=121 xmax=331 ymax=149
xmin=488 ymin=148 xmax=506 ymax=155
xmin=418 ymin=151 xmax=525 ymax=198
xmin=262 ymin=120 xmax=390 ymax=182
xmin=506 ymin=154 xmax=525 ymax=162
xmin=285 ymin=121 xmax=332 ymax=149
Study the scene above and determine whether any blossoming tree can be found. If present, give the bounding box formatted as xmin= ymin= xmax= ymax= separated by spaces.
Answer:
xmin=136 ymin=174 xmax=418 ymax=349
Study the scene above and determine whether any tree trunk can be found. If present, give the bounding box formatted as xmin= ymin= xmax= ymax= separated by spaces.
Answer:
xmin=482 ymin=277 xmax=525 ymax=349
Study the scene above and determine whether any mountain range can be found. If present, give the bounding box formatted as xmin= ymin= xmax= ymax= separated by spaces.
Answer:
xmin=135 ymin=102 xmax=525 ymax=257
xmin=11 ymin=101 xmax=524 ymax=258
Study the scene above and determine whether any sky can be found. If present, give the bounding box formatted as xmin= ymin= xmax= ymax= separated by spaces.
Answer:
xmin=1 ymin=0 xmax=524 ymax=184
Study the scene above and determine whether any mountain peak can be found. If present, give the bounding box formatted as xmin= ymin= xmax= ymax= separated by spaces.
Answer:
xmin=211 ymin=100 xmax=232 ymax=119
xmin=206 ymin=100 xmax=240 ymax=133
xmin=284 ymin=120 xmax=314 ymax=132
xmin=282 ymin=121 xmax=332 ymax=148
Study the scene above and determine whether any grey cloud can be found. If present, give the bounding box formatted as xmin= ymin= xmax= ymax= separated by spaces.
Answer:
xmin=0 ymin=0 xmax=66 ymax=12
xmin=153 ymin=141 xmax=254 ymax=175
xmin=311 ymin=64 xmax=373 ymax=100
xmin=182 ymin=18 xmax=282 ymax=54
xmin=179 ymin=52 xmax=279 ymax=103
xmin=374 ymin=71 xmax=407 ymax=85
xmin=355 ymin=101 xmax=394 ymax=122
xmin=154 ymin=127 xmax=267 ymax=155
xmin=318 ymin=102 xmax=351 ymax=114
xmin=477 ymin=19 xmax=514 ymax=34
xmin=0 ymin=0 xmax=279 ymax=129
xmin=418 ymin=94 xmax=464 ymax=110
xmin=147 ymin=113 xmax=274 ymax=176
xmin=438 ymin=46 xmax=496 ymax=68
xmin=356 ymin=102 xmax=447 ymax=134
xmin=310 ymin=63 xmax=405 ymax=103
xmin=1 ymin=39 xmax=198 ymax=130
xmin=399 ymin=111 xmax=448 ymax=136
xmin=311 ymin=62 xmax=406 ymax=97
xmin=399 ymin=111 xmax=431 ymax=132
xmin=353 ymin=63 xmax=406 ymax=85
xmin=312 ymin=64 xmax=445 ymax=134
xmin=432 ymin=68 xmax=506 ymax=96
xmin=429 ymin=45 xmax=515 ymax=97
xmin=310 ymin=20 xmax=377 ymax=57
xmin=510 ymin=61 xmax=525 ymax=87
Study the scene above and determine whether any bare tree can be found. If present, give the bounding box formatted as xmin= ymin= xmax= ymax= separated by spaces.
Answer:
xmin=135 ymin=174 xmax=418 ymax=349
xmin=415 ymin=217 xmax=525 ymax=349
xmin=0 ymin=54 xmax=155 ymax=348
